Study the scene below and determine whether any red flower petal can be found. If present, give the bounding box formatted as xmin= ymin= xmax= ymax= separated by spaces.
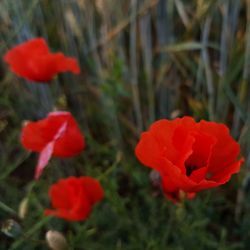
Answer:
xmin=80 ymin=177 xmax=104 ymax=205
xmin=135 ymin=117 xmax=196 ymax=174
xmin=159 ymin=158 xmax=196 ymax=191
xmin=135 ymin=131 xmax=163 ymax=170
xmin=185 ymin=132 xmax=216 ymax=168
xmin=21 ymin=120 xmax=51 ymax=152
xmin=49 ymin=178 xmax=75 ymax=210
xmin=135 ymin=116 xmax=244 ymax=203
xmin=52 ymin=115 xmax=85 ymax=157
xmin=189 ymin=166 xmax=208 ymax=183
xmin=45 ymin=177 xmax=104 ymax=221
xmin=52 ymin=53 xmax=80 ymax=74
xmin=4 ymin=38 xmax=80 ymax=82
xmin=21 ymin=112 xmax=85 ymax=179
xmin=199 ymin=120 xmax=241 ymax=177
xmin=21 ymin=111 xmax=85 ymax=157
xmin=212 ymin=158 xmax=244 ymax=183
xmin=148 ymin=117 xmax=196 ymax=164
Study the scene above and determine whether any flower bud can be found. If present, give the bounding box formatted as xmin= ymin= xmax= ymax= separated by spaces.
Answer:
xmin=46 ymin=230 xmax=67 ymax=250
xmin=18 ymin=198 xmax=29 ymax=219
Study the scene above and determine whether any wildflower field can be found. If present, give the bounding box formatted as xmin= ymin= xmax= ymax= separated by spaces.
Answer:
xmin=0 ymin=0 xmax=250 ymax=249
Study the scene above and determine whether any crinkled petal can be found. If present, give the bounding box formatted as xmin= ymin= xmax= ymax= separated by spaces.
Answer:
xmin=21 ymin=112 xmax=85 ymax=158
xmin=45 ymin=176 xmax=102 ymax=221
xmin=212 ymin=158 xmax=244 ymax=183
xmin=199 ymin=120 xmax=241 ymax=176
xmin=3 ymin=38 xmax=80 ymax=82
xmin=135 ymin=118 xmax=195 ymax=173
xmin=185 ymin=131 xmax=217 ymax=170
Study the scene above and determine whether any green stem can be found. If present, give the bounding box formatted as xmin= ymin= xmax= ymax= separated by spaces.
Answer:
xmin=98 ymin=151 xmax=122 ymax=181
xmin=0 ymin=201 xmax=17 ymax=215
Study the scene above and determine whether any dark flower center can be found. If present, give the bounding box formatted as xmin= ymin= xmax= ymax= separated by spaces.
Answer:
xmin=185 ymin=165 xmax=197 ymax=176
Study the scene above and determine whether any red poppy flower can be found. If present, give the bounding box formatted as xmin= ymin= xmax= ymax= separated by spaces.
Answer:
xmin=21 ymin=111 xmax=85 ymax=179
xmin=3 ymin=38 xmax=80 ymax=82
xmin=45 ymin=176 xmax=104 ymax=221
xmin=135 ymin=116 xmax=244 ymax=202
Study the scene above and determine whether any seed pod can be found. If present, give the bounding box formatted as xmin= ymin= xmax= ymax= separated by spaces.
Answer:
xmin=1 ymin=219 xmax=22 ymax=238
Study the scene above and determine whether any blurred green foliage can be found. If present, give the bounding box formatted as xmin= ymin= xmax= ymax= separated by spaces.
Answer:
xmin=0 ymin=0 xmax=250 ymax=249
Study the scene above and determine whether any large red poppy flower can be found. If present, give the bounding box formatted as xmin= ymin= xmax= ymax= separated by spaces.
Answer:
xmin=3 ymin=38 xmax=80 ymax=82
xmin=21 ymin=111 xmax=85 ymax=179
xmin=45 ymin=176 xmax=104 ymax=221
xmin=135 ymin=116 xmax=244 ymax=202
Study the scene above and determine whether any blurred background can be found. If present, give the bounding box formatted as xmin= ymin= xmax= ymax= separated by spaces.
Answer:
xmin=0 ymin=0 xmax=250 ymax=249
